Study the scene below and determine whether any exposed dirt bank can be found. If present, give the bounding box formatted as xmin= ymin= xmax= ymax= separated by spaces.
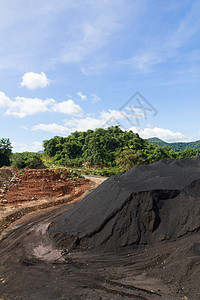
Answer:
xmin=0 ymin=168 xmax=93 ymax=232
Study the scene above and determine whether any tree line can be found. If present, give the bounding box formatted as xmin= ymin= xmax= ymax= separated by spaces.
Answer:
xmin=0 ymin=138 xmax=42 ymax=169
xmin=1 ymin=127 xmax=200 ymax=173
xmin=148 ymin=137 xmax=200 ymax=152
xmin=43 ymin=126 xmax=200 ymax=172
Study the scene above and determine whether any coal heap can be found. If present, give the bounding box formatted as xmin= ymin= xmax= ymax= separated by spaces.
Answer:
xmin=48 ymin=157 xmax=200 ymax=252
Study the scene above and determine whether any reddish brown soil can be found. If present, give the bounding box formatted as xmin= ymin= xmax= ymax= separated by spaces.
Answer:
xmin=0 ymin=168 xmax=88 ymax=204
xmin=0 ymin=168 xmax=93 ymax=232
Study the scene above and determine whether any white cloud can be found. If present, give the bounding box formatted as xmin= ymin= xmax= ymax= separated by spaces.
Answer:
xmin=0 ymin=91 xmax=12 ymax=107
xmin=64 ymin=108 xmax=144 ymax=132
xmin=30 ymin=108 xmax=193 ymax=144
xmin=53 ymin=99 xmax=83 ymax=116
xmin=100 ymin=109 xmax=127 ymax=121
xmin=21 ymin=72 xmax=50 ymax=90
xmin=12 ymin=141 xmax=43 ymax=153
xmin=76 ymin=92 xmax=101 ymax=103
xmin=4 ymin=97 xmax=56 ymax=118
xmin=32 ymin=110 xmax=123 ymax=134
xmin=0 ymin=92 xmax=55 ymax=118
xmin=129 ymin=126 xmax=193 ymax=143
xmin=6 ymin=97 xmax=55 ymax=118
xmin=29 ymin=106 xmax=193 ymax=144
xmin=91 ymin=93 xmax=101 ymax=103
xmin=30 ymin=141 xmax=43 ymax=152
xmin=31 ymin=118 xmax=194 ymax=144
xmin=81 ymin=62 xmax=108 ymax=76
xmin=32 ymin=123 xmax=70 ymax=134
xmin=0 ymin=91 xmax=82 ymax=118
xmin=100 ymin=108 xmax=145 ymax=126
xmin=65 ymin=117 xmax=105 ymax=132
xmin=77 ymin=91 xmax=87 ymax=100
xmin=21 ymin=126 xmax=29 ymax=130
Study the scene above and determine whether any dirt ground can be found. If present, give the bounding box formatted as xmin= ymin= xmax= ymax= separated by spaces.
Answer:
xmin=0 ymin=167 xmax=199 ymax=299
xmin=0 ymin=168 xmax=94 ymax=232
xmin=0 ymin=168 xmax=89 ymax=204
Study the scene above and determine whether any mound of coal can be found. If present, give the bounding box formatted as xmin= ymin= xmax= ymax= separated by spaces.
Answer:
xmin=48 ymin=157 xmax=200 ymax=252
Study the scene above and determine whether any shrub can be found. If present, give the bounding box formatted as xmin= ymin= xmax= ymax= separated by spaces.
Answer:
xmin=11 ymin=152 xmax=42 ymax=169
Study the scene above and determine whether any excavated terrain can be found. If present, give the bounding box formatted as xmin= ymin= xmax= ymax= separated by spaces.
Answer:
xmin=0 ymin=168 xmax=90 ymax=231
xmin=0 ymin=168 xmax=88 ymax=203
xmin=0 ymin=159 xmax=200 ymax=299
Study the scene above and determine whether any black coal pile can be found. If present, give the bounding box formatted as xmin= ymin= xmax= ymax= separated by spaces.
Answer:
xmin=48 ymin=157 xmax=200 ymax=252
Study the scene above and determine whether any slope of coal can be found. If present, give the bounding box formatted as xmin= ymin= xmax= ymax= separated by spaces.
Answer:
xmin=48 ymin=157 xmax=200 ymax=252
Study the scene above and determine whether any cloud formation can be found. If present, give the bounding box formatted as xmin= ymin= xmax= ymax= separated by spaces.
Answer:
xmin=77 ymin=91 xmax=87 ymax=100
xmin=91 ymin=93 xmax=101 ymax=103
xmin=31 ymin=110 xmax=121 ymax=134
xmin=12 ymin=141 xmax=43 ymax=153
xmin=21 ymin=72 xmax=50 ymax=90
xmin=0 ymin=91 xmax=82 ymax=118
xmin=32 ymin=123 xmax=70 ymax=134
xmin=52 ymin=99 xmax=83 ymax=116
xmin=129 ymin=126 xmax=193 ymax=143
xmin=32 ymin=110 xmax=193 ymax=144
xmin=31 ymin=108 xmax=152 ymax=135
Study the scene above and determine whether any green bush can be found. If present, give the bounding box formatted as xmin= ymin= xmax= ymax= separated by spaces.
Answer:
xmin=11 ymin=152 xmax=42 ymax=169
xmin=98 ymin=168 xmax=123 ymax=177
xmin=78 ymin=173 xmax=84 ymax=178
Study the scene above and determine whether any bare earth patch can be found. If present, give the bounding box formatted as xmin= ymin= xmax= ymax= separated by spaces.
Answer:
xmin=0 ymin=168 xmax=99 ymax=232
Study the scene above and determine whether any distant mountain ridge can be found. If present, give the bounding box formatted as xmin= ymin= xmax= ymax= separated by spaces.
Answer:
xmin=147 ymin=137 xmax=200 ymax=152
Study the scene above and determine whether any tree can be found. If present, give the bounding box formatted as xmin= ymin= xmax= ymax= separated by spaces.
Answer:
xmin=116 ymin=148 xmax=145 ymax=171
xmin=0 ymin=138 xmax=12 ymax=167
xmin=11 ymin=152 xmax=42 ymax=169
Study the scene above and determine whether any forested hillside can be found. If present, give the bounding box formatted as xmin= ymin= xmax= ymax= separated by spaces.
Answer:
xmin=1 ymin=130 xmax=200 ymax=175
xmin=148 ymin=137 xmax=200 ymax=152
xmin=43 ymin=126 xmax=200 ymax=173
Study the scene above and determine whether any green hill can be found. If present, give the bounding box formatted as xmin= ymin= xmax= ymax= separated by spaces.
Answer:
xmin=147 ymin=138 xmax=168 ymax=147
xmin=43 ymin=127 xmax=200 ymax=175
xmin=147 ymin=137 xmax=200 ymax=152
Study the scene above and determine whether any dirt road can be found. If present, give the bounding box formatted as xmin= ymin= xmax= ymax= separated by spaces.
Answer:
xmin=0 ymin=176 xmax=193 ymax=299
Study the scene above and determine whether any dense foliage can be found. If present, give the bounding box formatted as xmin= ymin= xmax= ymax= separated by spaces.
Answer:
xmin=11 ymin=152 xmax=43 ymax=169
xmin=43 ymin=126 xmax=200 ymax=173
xmin=148 ymin=137 xmax=200 ymax=152
xmin=0 ymin=138 xmax=12 ymax=167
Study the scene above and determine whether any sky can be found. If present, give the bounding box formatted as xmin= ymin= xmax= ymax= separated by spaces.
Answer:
xmin=0 ymin=0 xmax=200 ymax=152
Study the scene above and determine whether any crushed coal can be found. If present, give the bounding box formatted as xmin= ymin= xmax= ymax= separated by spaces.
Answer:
xmin=48 ymin=157 xmax=200 ymax=252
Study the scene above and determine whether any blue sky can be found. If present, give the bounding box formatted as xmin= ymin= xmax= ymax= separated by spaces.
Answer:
xmin=0 ymin=0 xmax=200 ymax=152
